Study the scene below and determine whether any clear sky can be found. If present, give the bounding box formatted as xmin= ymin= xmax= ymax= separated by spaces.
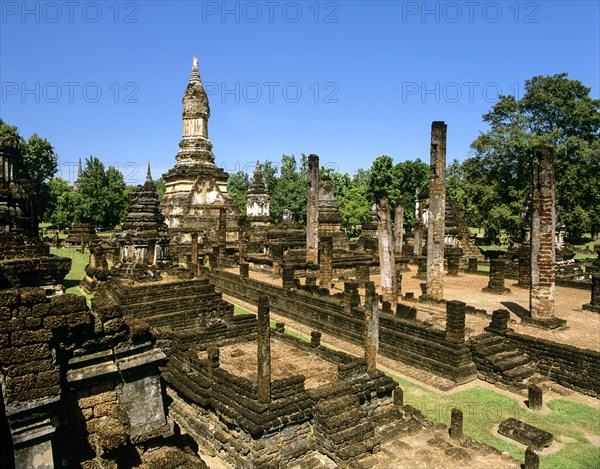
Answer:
xmin=1 ymin=1 xmax=598 ymax=185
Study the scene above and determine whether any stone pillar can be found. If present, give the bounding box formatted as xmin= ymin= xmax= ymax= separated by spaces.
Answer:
xmin=517 ymin=244 xmax=531 ymax=288
xmin=468 ymin=257 xmax=478 ymax=272
xmin=583 ymin=273 xmax=600 ymax=312
xmin=306 ymin=153 xmax=320 ymax=264
xmin=282 ymin=265 xmax=295 ymax=291
xmin=445 ymin=300 xmax=466 ymax=344
xmin=446 ymin=246 xmax=463 ymax=276
xmin=376 ymin=195 xmax=397 ymax=304
xmin=208 ymin=347 xmax=220 ymax=368
xmin=416 ymin=256 xmax=427 ymax=278
xmin=394 ymin=199 xmax=404 ymax=255
xmin=310 ymin=331 xmax=321 ymax=348
xmin=485 ymin=309 xmax=510 ymax=334
xmin=530 ymin=146 xmax=556 ymax=320
xmin=426 ymin=121 xmax=447 ymax=301
xmin=483 ymin=258 xmax=511 ymax=294
xmin=239 ymin=263 xmax=249 ymax=279
xmin=364 ymin=281 xmax=379 ymax=374
xmin=218 ymin=208 xmax=227 ymax=261
xmin=413 ymin=188 xmax=424 ymax=256
xmin=319 ymin=236 xmax=333 ymax=288
xmin=528 ymin=384 xmax=543 ymax=411
xmin=238 ymin=215 xmax=248 ymax=263
xmin=343 ymin=281 xmax=360 ymax=312
xmin=396 ymin=271 xmax=403 ymax=297
xmin=272 ymin=244 xmax=283 ymax=277
xmin=257 ymin=295 xmax=271 ymax=403
xmin=525 ymin=447 xmax=540 ymax=469
xmin=449 ymin=408 xmax=463 ymax=440
xmin=393 ymin=386 xmax=404 ymax=407
xmin=356 ymin=264 xmax=370 ymax=286
xmin=191 ymin=233 xmax=198 ymax=265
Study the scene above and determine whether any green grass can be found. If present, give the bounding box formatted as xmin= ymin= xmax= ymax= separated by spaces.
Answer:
xmin=50 ymin=247 xmax=93 ymax=305
xmin=385 ymin=371 xmax=600 ymax=468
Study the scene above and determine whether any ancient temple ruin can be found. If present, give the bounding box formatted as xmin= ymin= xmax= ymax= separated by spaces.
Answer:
xmin=161 ymin=56 xmax=237 ymax=261
xmin=0 ymin=138 xmax=71 ymax=294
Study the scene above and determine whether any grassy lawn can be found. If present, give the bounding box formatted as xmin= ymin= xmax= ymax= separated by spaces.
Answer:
xmin=386 ymin=372 xmax=600 ymax=469
xmin=233 ymin=305 xmax=599 ymax=467
xmin=51 ymin=247 xmax=93 ymax=305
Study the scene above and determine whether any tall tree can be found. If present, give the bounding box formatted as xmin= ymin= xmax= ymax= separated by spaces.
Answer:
xmin=227 ymin=171 xmax=250 ymax=214
xmin=39 ymin=177 xmax=74 ymax=228
xmin=465 ymin=73 xmax=600 ymax=242
xmin=0 ymin=120 xmax=58 ymax=187
xmin=74 ymin=156 xmax=129 ymax=228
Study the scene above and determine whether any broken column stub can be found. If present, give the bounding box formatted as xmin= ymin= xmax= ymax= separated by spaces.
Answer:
xmin=445 ymin=300 xmax=466 ymax=344
xmin=376 ymin=195 xmax=397 ymax=304
xmin=530 ymin=146 xmax=557 ymax=322
xmin=257 ymin=294 xmax=271 ymax=403
xmin=426 ymin=121 xmax=447 ymax=301
xmin=364 ymin=281 xmax=379 ymax=374
xmin=319 ymin=236 xmax=333 ymax=288
xmin=306 ymin=154 xmax=320 ymax=264
xmin=582 ymin=273 xmax=600 ymax=313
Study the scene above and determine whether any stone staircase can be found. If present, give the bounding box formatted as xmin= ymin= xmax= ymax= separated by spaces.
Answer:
xmin=469 ymin=333 xmax=536 ymax=392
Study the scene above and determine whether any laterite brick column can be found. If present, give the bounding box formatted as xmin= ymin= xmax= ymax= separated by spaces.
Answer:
xmin=218 ymin=208 xmax=227 ymax=261
xmin=376 ymin=195 xmax=397 ymax=304
xmin=257 ymin=295 xmax=271 ymax=403
xmin=426 ymin=121 xmax=447 ymax=300
xmin=306 ymin=154 xmax=320 ymax=264
xmin=319 ymin=237 xmax=333 ymax=288
xmin=530 ymin=146 xmax=556 ymax=320
xmin=364 ymin=281 xmax=379 ymax=374
xmin=394 ymin=199 xmax=404 ymax=255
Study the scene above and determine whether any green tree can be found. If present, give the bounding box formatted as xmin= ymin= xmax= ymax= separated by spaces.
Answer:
xmin=74 ymin=156 xmax=129 ymax=228
xmin=465 ymin=73 xmax=600 ymax=242
xmin=39 ymin=177 xmax=74 ymax=228
xmin=227 ymin=171 xmax=250 ymax=214
xmin=393 ymin=159 xmax=429 ymax=230
xmin=270 ymin=154 xmax=307 ymax=223
xmin=154 ymin=177 xmax=166 ymax=201
xmin=0 ymin=120 xmax=58 ymax=187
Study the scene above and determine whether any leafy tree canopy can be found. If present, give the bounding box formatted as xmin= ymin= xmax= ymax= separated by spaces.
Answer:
xmin=460 ymin=73 xmax=600 ymax=242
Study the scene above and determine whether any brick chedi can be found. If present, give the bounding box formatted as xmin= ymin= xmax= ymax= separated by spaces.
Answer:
xmin=112 ymin=163 xmax=170 ymax=278
xmin=246 ymin=161 xmax=271 ymax=222
xmin=161 ymin=56 xmax=237 ymax=262
xmin=0 ymin=138 xmax=71 ymax=294
xmin=318 ymin=175 xmax=349 ymax=250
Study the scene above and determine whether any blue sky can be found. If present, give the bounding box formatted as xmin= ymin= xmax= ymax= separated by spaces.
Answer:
xmin=1 ymin=1 xmax=598 ymax=185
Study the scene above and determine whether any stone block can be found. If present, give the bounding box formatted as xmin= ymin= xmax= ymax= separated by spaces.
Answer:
xmin=498 ymin=418 xmax=552 ymax=450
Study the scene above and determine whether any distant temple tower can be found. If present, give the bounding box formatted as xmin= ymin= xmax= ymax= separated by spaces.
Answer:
xmin=73 ymin=158 xmax=82 ymax=192
xmin=246 ymin=161 xmax=270 ymax=219
xmin=161 ymin=56 xmax=236 ymax=260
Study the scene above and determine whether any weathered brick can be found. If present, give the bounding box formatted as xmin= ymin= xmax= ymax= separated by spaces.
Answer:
xmin=0 ymin=290 xmax=19 ymax=308
xmin=36 ymin=369 xmax=60 ymax=388
xmin=0 ymin=343 xmax=50 ymax=364
xmin=0 ymin=306 xmax=11 ymax=320
xmin=67 ymin=312 xmax=92 ymax=328
xmin=32 ymin=303 xmax=51 ymax=317
xmin=11 ymin=328 xmax=52 ymax=346
xmin=50 ymin=294 xmax=87 ymax=315
xmin=6 ymin=359 xmax=52 ymax=376
xmin=20 ymin=288 xmax=46 ymax=306
xmin=44 ymin=315 xmax=67 ymax=329
xmin=5 ymin=374 xmax=36 ymax=395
